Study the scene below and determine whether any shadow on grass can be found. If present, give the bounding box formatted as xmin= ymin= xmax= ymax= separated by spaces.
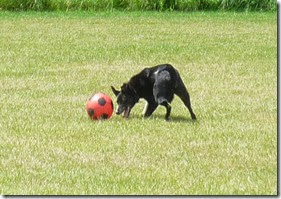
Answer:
xmin=128 ymin=113 xmax=198 ymax=123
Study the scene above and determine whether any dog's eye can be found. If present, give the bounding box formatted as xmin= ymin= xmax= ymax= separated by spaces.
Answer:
xmin=117 ymin=95 xmax=126 ymax=103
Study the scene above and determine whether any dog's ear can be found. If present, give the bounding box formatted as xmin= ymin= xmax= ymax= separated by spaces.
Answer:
xmin=121 ymin=83 xmax=129 ymax=91
xmin=143 ymin=68 xmax=150 ymax=78
xmin=111 ymin=86 xmax=120 ymax=96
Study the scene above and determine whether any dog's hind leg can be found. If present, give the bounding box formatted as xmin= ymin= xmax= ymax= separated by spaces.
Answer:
xmin=175 ymin=80 xmax=197 ymax=120
xmin=143 ymin=101 xmax=158 ymax=118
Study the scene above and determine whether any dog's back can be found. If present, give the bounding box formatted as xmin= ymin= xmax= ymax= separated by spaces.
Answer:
xmin=128 ymin=64 xmax=180 ymax=102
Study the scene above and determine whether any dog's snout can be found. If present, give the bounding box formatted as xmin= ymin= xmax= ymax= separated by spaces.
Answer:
xmin=116 ymin=107 xmax=123 ymax=115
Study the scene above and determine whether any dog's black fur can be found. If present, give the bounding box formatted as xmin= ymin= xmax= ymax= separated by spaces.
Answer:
xmin=111 ymin=64 xmax=196 ymax=121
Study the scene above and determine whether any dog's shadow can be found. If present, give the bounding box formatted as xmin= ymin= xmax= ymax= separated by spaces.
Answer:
xmin=130 ymin=114 xmax=197 ymax=123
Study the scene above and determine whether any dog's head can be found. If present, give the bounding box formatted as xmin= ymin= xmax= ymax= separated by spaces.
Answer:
xmin=111 ymin=83 xmax=139 ymax=118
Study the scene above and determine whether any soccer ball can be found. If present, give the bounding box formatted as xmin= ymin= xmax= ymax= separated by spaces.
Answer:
xmin=86 ymin=93 xmax=114 ymax=120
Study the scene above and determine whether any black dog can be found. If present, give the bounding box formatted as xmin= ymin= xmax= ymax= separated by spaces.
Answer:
xmin=111 ymin=64 xmax=196 ymax=121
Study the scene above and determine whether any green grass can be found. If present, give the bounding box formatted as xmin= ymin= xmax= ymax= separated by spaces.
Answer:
xmin=0 ymin=0 xmax=277 ymax=11
xmin=0 ymin=11 xmax=277 ymax=195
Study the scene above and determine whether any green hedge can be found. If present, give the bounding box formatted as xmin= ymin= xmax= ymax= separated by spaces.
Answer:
xmin=0 ymin=0 xmax=277 ymax=11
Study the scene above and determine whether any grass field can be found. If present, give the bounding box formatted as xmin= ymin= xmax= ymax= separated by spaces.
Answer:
xmin=0 ymin=11 xmax=277 ymax=195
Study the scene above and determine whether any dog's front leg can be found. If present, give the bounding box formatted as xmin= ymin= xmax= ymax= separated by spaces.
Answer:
xmin=143 ymin=101 xmax=158 ymax=118
xmin=160 ymin=101 xmax=171 ymax=121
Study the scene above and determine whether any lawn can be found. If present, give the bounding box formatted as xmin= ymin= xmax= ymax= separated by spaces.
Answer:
xmin=0 ymin=11 xmax=277 ymax=195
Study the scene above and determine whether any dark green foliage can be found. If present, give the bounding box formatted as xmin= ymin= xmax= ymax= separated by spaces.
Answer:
xmin=219 ymin=0 xmax=277 ymax=11
xmin=0 ymin=0 xmax=277 ymax=11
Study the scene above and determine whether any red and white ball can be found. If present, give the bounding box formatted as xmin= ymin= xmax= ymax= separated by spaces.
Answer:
xmin=86 ymin=93 xmax=114 ymax=120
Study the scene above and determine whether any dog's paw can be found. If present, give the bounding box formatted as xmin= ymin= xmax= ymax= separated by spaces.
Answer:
xmin=165 ymin=117 xmax=171 ymax=122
